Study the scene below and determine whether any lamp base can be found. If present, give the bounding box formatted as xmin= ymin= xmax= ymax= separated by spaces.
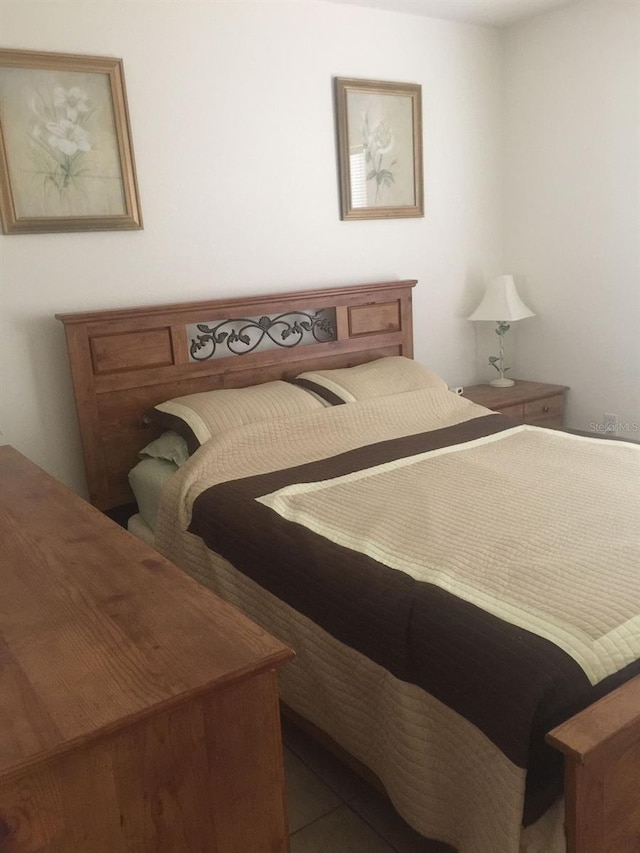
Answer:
xmin=489 ymin=377 xmax=515 ymax=388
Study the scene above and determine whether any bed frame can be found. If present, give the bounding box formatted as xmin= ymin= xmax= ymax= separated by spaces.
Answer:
xmin=57 ymin=279 xmax=639 ymax=853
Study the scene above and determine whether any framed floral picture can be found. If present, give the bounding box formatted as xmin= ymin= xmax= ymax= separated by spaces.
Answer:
xmin=0 ymin=48 xmax=142 ymax=234
xmin=334 ymin=77 xmax=423 ymax=221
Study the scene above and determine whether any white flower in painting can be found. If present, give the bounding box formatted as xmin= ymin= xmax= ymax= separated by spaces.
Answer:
xmin=53 ymin=86 xmax=90 ymax=122
xmin=46 ymin=120 xmax=91 ymax=156
xmin=363 ymin=117 xmax=394 ymax=159
xmin=360 ymin=112 xmax=397 ymax=203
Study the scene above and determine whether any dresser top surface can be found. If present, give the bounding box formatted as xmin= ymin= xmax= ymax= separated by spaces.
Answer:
xmin=0 ymin=446 xmax=292 ymax=778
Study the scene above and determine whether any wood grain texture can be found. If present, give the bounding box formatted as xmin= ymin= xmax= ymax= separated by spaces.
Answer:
xmin=0 ymin=675 xmax=289 ymax=853
xmin=462 ymin=380 xmax=568 ymax=428
xmin=348 ymin=301 xmax=400 ymax=336
xmin=547 ymin=676 xmax=640 ymax=853
xmin=90 ymin=327 xmax=174 ymax=374
xmin=0 ymin=447 xmax=293 ymax=852
xmin=57 ymin=280 xmax=416 ymax=509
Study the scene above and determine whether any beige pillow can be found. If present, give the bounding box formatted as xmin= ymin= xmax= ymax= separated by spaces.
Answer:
xmin=147 ymin=380 xmax=325 ymax=454
xmin=295 ymin=356 xmax=447 ymax=404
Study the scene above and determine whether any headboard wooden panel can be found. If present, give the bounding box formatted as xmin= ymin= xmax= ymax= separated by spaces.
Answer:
xmin=57 ymin=280 xmax=416 ymax=510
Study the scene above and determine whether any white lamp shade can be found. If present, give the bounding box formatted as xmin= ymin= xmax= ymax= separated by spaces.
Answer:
xmin=468 ymin=275 xmax=535 ymax=322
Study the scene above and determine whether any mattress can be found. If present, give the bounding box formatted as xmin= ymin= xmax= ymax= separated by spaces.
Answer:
xmin=127 ymin=512 xmax=156 ymax=546
xmin=151 ymin=387 xmax=640 ymax=853
xmin=128 ymin=457 xmax=178 ymax=531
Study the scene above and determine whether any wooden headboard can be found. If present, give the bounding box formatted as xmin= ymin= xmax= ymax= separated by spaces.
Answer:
xmin=57 ymin=280 xmax=416 ymax=510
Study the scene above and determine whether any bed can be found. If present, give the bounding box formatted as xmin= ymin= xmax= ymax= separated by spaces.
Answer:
xmin=57 ymin=280 xmax=640 ymax=853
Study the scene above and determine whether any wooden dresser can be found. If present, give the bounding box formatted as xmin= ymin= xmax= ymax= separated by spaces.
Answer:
xmin=0 ymin=446 xmax=293 ymax=853
xmin=462 ymin=380 xmax=568 ymax=429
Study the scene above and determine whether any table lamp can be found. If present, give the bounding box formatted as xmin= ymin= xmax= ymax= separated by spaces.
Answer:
xmin=468 ymin=275 xmax=535 ymax=387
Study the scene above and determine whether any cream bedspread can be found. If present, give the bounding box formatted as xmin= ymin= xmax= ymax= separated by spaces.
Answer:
xmin=257 ymin=424 xmax=639 ymax=685
xmin=155 ymin=387 xmax=640 ymax=853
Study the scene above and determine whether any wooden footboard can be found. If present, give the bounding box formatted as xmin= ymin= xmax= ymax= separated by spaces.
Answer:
xmin=547 ymin=675 xmax=640 ymax=853
xmin=289 ymin=679 xmax=640 ymax=853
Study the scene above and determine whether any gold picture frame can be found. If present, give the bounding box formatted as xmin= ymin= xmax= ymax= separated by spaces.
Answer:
xmin=0 ymin=48 xmax=142 ymax=234
xmin=335 ymin=77 xmax=423 ymax=221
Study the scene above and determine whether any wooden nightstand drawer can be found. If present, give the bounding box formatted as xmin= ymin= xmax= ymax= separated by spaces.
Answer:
xmin=462 ymin=381 xmax=568 ymax=430
xmin=524 ymin=394 xmax=565 ymax=424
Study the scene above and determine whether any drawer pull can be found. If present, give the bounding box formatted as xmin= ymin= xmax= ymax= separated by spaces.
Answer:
xmin=543 ymin=405 xmax=550 ymax=413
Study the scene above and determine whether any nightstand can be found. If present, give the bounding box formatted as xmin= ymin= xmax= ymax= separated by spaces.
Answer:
xmin=462 ymin=380 xmax=568 ymax=429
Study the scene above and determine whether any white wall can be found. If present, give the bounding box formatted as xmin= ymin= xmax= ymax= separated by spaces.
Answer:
xmin=0 ymin=0 xmax=503 ymax=495
xmin=503 ymin=0 xmax=640 ymax=435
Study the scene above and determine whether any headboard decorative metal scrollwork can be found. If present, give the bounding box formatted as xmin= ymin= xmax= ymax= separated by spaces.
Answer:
xmin=188 ymin=309 xmax=337 ymax=361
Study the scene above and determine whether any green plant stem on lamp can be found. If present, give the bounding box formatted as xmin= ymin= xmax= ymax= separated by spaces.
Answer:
xmin=488 ymin=322 xmax=514 ymax=387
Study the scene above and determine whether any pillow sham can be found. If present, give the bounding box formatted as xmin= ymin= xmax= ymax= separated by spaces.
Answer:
xmin=138 ymin=430 xmax=190 ymax=467
xmin=146 ymin=380 xmax=325 ymax=454
xmin=294 ymin=356 xmax=447 ymax=404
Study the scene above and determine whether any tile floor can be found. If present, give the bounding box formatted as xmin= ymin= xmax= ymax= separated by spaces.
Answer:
xmin=281 ymin=717 xmax=454 ymax=853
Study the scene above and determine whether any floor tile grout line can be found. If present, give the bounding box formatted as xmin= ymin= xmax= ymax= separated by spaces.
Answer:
xmin=341 ymin=799 xmax=403 ymax=853
xmin=288 ymin=802 xmax=344 ymax=838
xmin=288 ymin=799 xmax=399 ymax=852
xmin=284 ymin=742 xmax=402 ymax=851
xmin=284 ymin=740 xmax=349 ymax=837
xmin=283 ymin=739 xmax=357 ymax=802
xmin=283 ymin=727 xmax=449 ymax=851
